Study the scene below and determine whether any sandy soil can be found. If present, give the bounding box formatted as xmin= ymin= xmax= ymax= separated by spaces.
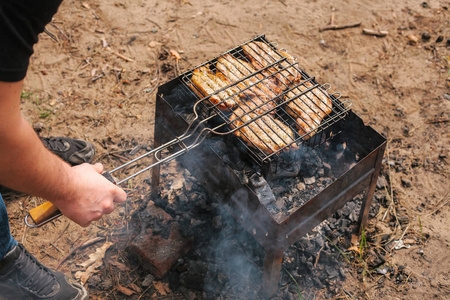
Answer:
xmin=4 ymin=0 xmax=449 ymax=299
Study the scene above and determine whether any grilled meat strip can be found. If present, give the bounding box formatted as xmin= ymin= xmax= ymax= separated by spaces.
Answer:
xmin=191 ymin=65 xmax=241 ymax=111
xmin=229 ymin=105 xmax=295 ymax=154
xmin=285 ymin=80 xmax=332 ymax=139
xmin=216 ymin=54 xmax=281 ymax=111
xmin=242 ymin=41 xmax=302 ymax=88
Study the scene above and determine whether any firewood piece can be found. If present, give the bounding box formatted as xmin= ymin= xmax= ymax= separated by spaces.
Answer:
xmin=362 ymin=28 xmax=389 ymax=37
xmin=319 ymin=22 xmax=361 ymax=32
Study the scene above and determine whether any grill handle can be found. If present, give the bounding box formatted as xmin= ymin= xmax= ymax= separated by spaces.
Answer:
xmin=24 ymin=172 xmax=116 ymax=228
xmin=24 ymin=130 xmax=208 ymax=228
xmin=24 ymin=104 xmax=221 ymax=228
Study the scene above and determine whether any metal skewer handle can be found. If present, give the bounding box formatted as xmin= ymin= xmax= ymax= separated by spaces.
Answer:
xmin=24 ymin=108 xmax=218 ymax=228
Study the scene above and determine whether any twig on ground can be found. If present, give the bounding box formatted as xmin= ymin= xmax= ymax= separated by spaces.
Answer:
xmin=400 ymin=272 xmax=412 ymax=290
xmin=105 ymin=47 xmax=135 ymax=62
xmin=44 ymin=28 xmax=59 ymax=43
xmin=425 ymin=190 xmax=449 ymax=217
xmin=198 ymin=18 xmax=212 ymax=32
xmin=50 ymin=242 xmax=63 ymax=253
xmin=56 ymin=236 xmax=106 ymax=269
xmin=427 ymin=200 xmax=449 ymax=216
xmin=319 ymin=22 xmax=361 ymax=32
xmin=91 ymin=73 xmax=106 ymax=82
xmin=362 ymin=28 xmax=389 ymax=37
xmin=51 ymin=222 xmax=70 ymax=246
xmin=215 ymin=20 xmax=238 ymax=27
xmin=50 ymin=23 xmax=70 ymax=41
xmin=314 ymin=245 xmax=325 ymax=268
xmin=137 ymin=285 xmax=153 ymax=300
xmin=426 ymin=118 xmax=449 ymax=124
xmin=119 ymin=93 xmax=137 ymax=105
xmin=145 ymin=18 xmax=162 ymax=29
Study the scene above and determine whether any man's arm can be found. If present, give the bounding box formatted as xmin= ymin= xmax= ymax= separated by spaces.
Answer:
xmin=0 ymin=80 xmax=127 ymax=227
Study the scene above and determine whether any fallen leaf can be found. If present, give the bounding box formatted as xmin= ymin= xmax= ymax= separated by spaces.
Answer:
xmin=154 ymin=281 xmax=170 ymax=296
xmin=129 ymin=283 xmax=142 ymax=293
xmin=116 ymin=285 xmax=135 ymax=296
xmin=81 ymin=2 xmax=90 ymax=9
xmin=108 ymin=260 xmax=131 ymax=271
xmin=348 ymin=245 xmax=360 ymax=253
xmin=75 ymin=242 xmax=113 ymax=284
xmin=170 ymin=49 xmax=181 ymax=60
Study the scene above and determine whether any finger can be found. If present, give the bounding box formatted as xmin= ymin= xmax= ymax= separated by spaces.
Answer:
xmin=93 ymin=162 xmax=104 ymax=173
xmin=113 ymin=188 xmax=127 ymax=204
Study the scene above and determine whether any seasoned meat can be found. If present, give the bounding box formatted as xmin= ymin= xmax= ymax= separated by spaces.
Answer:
xmin=216 ymin=54 xmax=281 ymax=107
xmin=285 ymin=80 xmax=332 ymax=139
xmin=242 ymin=41 xmax=302 ymax=88
xmin=191 ymin=66 xmax=241 ymax=111
xmin=229 ymin=106 xmax=295 ymax=154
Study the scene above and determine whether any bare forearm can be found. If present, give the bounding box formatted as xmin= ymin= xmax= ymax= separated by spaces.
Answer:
xmin=0 ymin=117 xmax=74 ymax=200
xmin=0 ymin=80 xmax=127 ymax=227
xmin=0 ymin=80 xmax=73 ymax=200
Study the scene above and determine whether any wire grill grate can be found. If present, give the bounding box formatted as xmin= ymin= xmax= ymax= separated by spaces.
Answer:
xmin=181 ymin=34 xmax=352 ymax=165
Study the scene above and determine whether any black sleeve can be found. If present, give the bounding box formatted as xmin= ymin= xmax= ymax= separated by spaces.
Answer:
xmin=0 ymin=0 xmax=63 ymax=82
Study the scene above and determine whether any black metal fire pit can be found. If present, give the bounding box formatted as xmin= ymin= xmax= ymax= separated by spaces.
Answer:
xmin=151 ymin=35 xmax=386 ymax=297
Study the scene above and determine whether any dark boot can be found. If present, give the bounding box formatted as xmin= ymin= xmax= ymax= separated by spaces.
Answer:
xmin=0 ymin=244 xmax=88 ymax=300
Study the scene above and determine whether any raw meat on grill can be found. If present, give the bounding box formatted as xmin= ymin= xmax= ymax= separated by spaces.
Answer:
xmin=285 ymin=80 xmax=332 ymax=139
xmin=191 ymin=65 xmax=241 ymax=111
xmin=229 ymin=106 xmax=295 ymax=154
xmin=242 ymin=41 xmax=302 ymax=88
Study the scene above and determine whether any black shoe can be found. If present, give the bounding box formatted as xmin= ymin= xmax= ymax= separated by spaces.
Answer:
xmin=0 ymin=244 xmax=88 ymax=300
xmin=41 ymin=137 xmax=95 ymax=166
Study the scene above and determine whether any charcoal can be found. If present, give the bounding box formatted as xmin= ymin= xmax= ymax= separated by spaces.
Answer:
xmin=315 ymin=235 xmax=325 ymax=248
xmin=326 ymin=268 xmax=339 ymax=279
xmin=340 ymin=219 xmax=350 ymax=228
xmin=212 ymin=216 xmax=223 ymax=229
xmin=269 ymin=157 xmax=301 ymax=178
xmin=179 ymin=261 xmax=216 ymax=290
xmin=349 ymin=211 xmax=358 ymax=223
xmin=142 ymin=274 xmax=155 ymax=287
xmin=299 ymin=149 xmax=322 ymax=177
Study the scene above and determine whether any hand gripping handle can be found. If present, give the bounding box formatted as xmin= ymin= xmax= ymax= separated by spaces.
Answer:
xmin=24 ymin=172 xmax=116 ymax=228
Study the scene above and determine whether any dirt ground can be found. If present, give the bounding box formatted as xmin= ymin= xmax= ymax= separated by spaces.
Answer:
xmin=4 ymin=0 xmax=449 ymax=299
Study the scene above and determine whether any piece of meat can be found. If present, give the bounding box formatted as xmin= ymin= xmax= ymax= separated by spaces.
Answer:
xmin=242 ymin=41 xmax=302 ymax=88
xmin=190 ymin=65 xmax=240 ymax=111
xmin=285 ymin=80 xmax=332 ymax=139
xmin=239 ymin=96 xmax=277 ymax=114
xmin=216 ymin=54 xmax=281 ymax=106
xmin=229 ymin=106 xmax=295 ymax=154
